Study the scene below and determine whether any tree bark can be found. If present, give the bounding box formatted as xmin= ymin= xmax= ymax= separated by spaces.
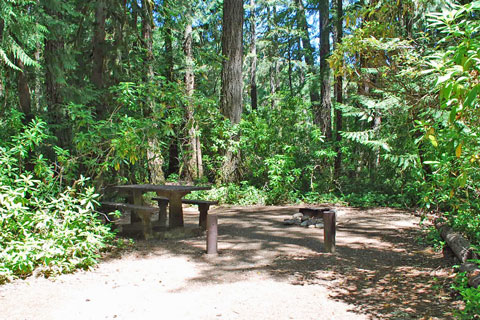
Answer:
xmin=44 ymin=5 xmax=69 ymax=148
xmin=142 ymin=0 xmax=165 ymax=184
xmin=92 ymin=0 xmax=107 ymax=119
xmin=183 ymin=7 xmax=204 ymax=182
xmin=16 ymin=59 xmax=33 ymax=124
xmin=220 ymin=0 xmax=244 ymax=183
xmin=162 ymin=1 xmax=179 ymax=177
xmin=319 ymin=0 xmax=332 ymax=139
xmin=249 ymin=0 xmax=258 ymax=111
xmin=92 ymin=0 xmax=106 ymax=89
xmin=220 ymin=0 xmax=244 ymax=124
xmin=334 ymin=0 xmax=343 ymax=179
xmin=436 ymin=222 xmax=479 ymax=263
xmin=295 ymin=0 xmax=320 ymax=120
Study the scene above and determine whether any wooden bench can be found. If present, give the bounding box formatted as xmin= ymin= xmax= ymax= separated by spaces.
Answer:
xmin=299 ymin=207 xmax=336 ymax=253
xmin=100 ymin=201 xmax=158 ymax=239
xmin=152 ymin=197 xmax=218 ymax=229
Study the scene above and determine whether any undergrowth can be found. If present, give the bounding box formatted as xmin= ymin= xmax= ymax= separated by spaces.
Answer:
xmin=0 ymin=119 xmax=116 ymax=283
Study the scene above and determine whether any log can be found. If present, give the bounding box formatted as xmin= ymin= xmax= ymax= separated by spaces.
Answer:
xmin=435 ymin=221 xmax=480 ymax=289
xmin=435 ymin=222 xmax=478 ymax=263
xmin=468 ymin=270 xmax=480 ymax=288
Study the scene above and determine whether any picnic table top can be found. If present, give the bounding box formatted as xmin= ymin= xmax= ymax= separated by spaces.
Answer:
xmin=112 ymin=184 xmax=211 ymax=193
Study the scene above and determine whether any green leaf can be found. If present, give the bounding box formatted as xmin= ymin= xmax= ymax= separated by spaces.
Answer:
xmin=464 ymin=85 xmax=479 ymax=108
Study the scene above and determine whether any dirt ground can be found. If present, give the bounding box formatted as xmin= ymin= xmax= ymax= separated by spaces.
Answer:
xmin=0 ymin=205 xmax=462 ymax=320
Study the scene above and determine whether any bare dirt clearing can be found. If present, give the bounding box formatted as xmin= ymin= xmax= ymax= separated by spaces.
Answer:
xmin=0 ymin=205 xmax=460 ymax=319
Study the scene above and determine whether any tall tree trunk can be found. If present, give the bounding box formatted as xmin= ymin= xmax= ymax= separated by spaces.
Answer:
xmin=16 ymin=59 xmax=33 ymax=124
xmin=142 ymin=0 xmax=165 ymax=184
xmin=162 ymin=2 xmax=179 ymax=177
xmin=287 ymin=39 xmax=294 ymax=96
xmin=295 ymin=0 xmax=320 ymax=121
xmin=112 ymin=2 xmax=126 ymax=83
xmin=249 ymin=0 xmax=258 ymax=111
xmin=34 ymin=40 xmax=41 ymax=112
xmin=319 ymin=0 xmax=332 ymax=139
xmin=92 ymin=0 xmax=107 ymax=119
xmin=220 ymin=0 xmax=244 ymax=183
xmin=183 ymin=6 xmax=204 ymax=182
xmin=334 ymin=0 xmax=343 ymax=179
xmin=44 ymin=12 xmax=68 ymax=148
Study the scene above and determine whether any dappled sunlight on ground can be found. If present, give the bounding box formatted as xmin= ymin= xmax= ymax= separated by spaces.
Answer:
xmin=0 ymin=205 xmax=460 ymax=320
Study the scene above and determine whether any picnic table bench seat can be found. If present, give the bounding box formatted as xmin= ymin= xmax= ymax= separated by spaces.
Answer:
xmin=100 ymin=201 xmax=159 ymax=237
xmin=152 ymin=197 xmax=218 ymax=229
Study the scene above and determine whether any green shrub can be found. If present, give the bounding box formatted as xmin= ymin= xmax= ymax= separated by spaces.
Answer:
xmin=452 ymin=267 xmax=480 ymax=319
xmin=0 ymin=119 xmax=115 ymax=283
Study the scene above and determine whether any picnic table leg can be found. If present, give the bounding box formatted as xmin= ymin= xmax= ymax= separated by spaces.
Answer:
xmin=198 ymin=204 xmax=210 ymax=230
xmin=323 ymin=210 xmax=336 ymax=253
xmin=155 ymin=198 xmax=169 ymax=228
xmin=168 ymin=193 xmax=184 ymax=228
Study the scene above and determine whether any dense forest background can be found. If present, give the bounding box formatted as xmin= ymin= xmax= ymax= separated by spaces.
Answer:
xmin=1 ymin=0 xmax=479 ymax=315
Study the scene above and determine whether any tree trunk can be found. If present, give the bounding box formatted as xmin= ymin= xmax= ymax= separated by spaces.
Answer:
xmin=92 ymin=0 xmax=107 ymax=119
xmin=295 ymin=0 xmax=320 ymax=121
xmin=249 ymin=0 xmax=258 ymax=111
xmin=183 ymin=9 xmax=204 ymax=182
xmin=334 ymin=0 xmax=343 ymax=179
xmin=288 ymin=39 xmax=294 ymax=96
xmin=162 ymin=2 xmax=179 ymax=177
xmin=44 ymin=13 xmax=69 ymax=148
xmin=319 ymin=0 xmax=332 ymax=139
xmin=16 ymin=59 xmax=33 ymax=124
xmin=142 ymin=0 xmax=165 ymax=184
xmin=220 ymin=0 xmax=244 ymax=183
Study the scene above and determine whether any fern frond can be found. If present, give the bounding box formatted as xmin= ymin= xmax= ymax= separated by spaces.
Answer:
xmin=383 ymin=153 xmax=420 ymax=171
xmin=341 ymin=130 xmax=391 ymax=152
xmin=0 ymin=48 xmax=20 ymax=71
xmin=9 ymin=37 xmax=39 ymax=68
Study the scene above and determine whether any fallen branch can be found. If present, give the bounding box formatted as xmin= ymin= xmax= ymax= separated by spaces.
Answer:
xmin=435 ymin=221 xmax=480 ymax=288
xmin=435 ymin=221 xmax=478 ymax=263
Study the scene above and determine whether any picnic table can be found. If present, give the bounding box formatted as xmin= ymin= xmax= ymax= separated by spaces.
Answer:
xmin=112 ymin=184 xmax=211 ymax=231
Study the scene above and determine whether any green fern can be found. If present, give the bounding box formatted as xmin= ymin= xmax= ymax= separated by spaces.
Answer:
xmin=0 ymin=48 xmax=20 ymax=71
xmin=341 ymin=130 xmax=391 ymax=152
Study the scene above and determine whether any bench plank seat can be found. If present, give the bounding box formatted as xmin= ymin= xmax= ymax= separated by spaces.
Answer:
xmin=100 ymin=201 xmax=158 ymax=239
xmin=101 ymin=201 xmax=158 ymax=212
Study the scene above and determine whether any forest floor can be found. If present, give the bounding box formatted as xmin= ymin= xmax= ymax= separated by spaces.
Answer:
xmin=0 ymin=205 xmax=462 ymax=320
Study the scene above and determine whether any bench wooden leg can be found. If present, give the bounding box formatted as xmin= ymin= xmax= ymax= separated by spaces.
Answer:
xmin=198 ymin=204 xmax=210 ymax=229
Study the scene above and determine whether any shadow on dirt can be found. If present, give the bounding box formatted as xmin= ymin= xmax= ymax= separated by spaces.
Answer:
xmin=123 ymin=205 xmax=458 ymax=319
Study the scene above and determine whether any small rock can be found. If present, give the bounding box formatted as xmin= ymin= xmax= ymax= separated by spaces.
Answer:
xmin=308 ymin=224 xmax=316 ymax=228
xmin=301 ymin=215 xmax=310 ymax=222
xmin=283 ymin=219 xmax=296 ymax=225
xmin=293 ymin=213 xmax=304 ymax=219
xmin=315 ymin=223 xmax=324 ymax=228
xmin=301 ymin=220 xmax=317 ymax=227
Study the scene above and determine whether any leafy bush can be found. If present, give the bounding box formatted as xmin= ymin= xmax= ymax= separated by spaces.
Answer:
xmin=0 ymin=119 xmax=115 ymax=283
xmin=452 ymin=267 xmax=480 ymax=319
xmin=188 ymin=182 xmax=267 ymax=206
